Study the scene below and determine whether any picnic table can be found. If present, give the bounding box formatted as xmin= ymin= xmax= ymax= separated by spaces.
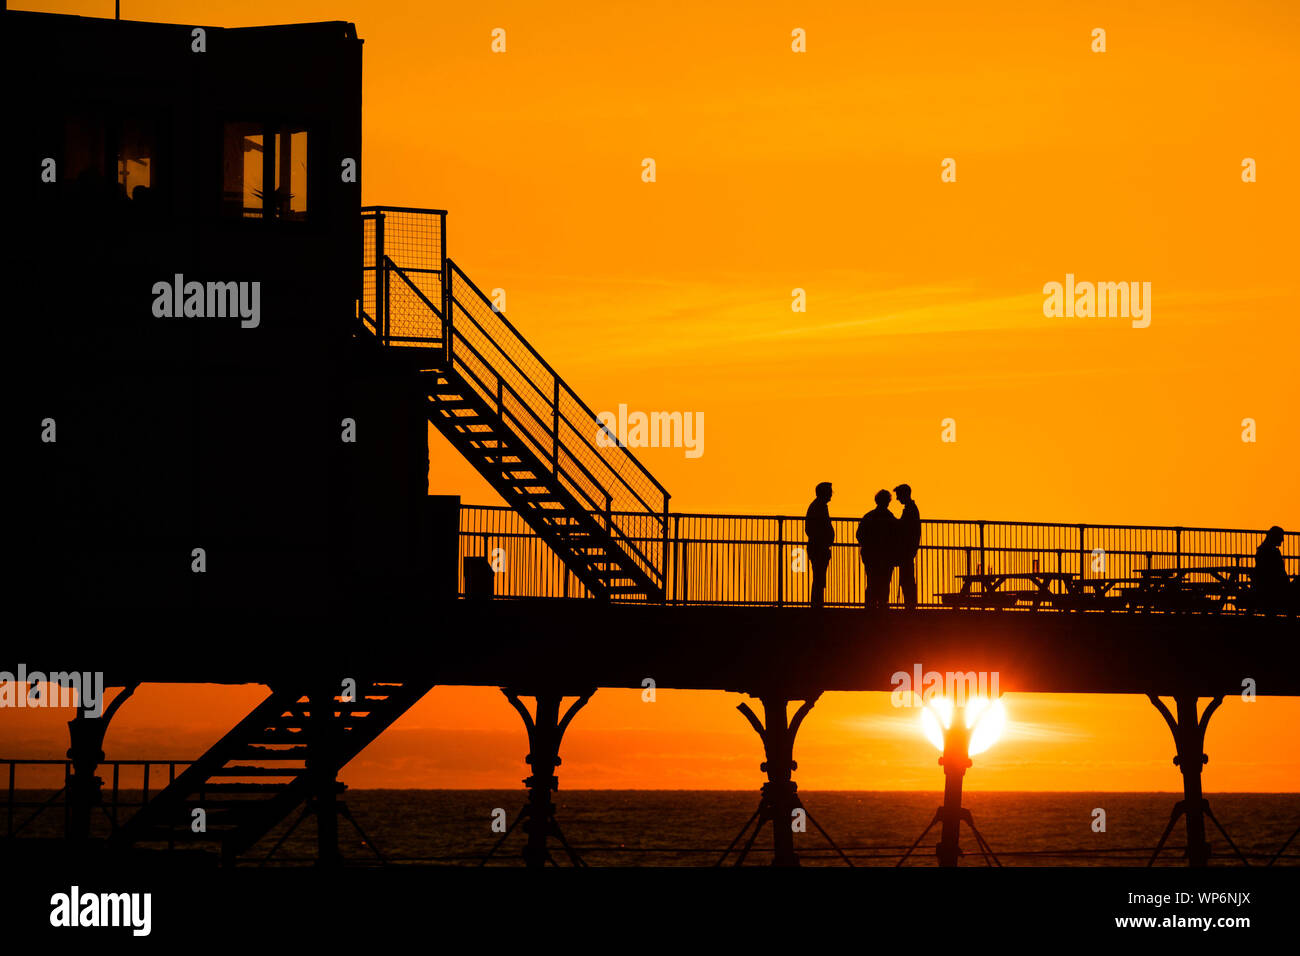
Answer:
xmin=1137 ymin=565 xmax=1254 ymax=587
xmin=1052 ymin=576 xmax=1138 ymax=611
xmin=937 ymin=564 xmax=1263 ymax=614
xmin=940 ymin=571 xmax=1077 ymax=610
xmin=1128 ymin=565 xmax=1255 ymax=612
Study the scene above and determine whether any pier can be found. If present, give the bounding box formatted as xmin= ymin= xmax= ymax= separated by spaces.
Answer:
xmin=5 ymin=7 xmax=1297 ymax=876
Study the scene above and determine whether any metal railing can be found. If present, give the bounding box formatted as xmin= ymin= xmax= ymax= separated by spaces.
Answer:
xmin=459 ymin=504 xmax=1299 ymax=611
xmin=359 ymin=206 xmax=671 ymax=595
xmin=2 ymin=758 xmax=192 ymax=839
xmin=360 ymin=206 xmax=447 ymax=344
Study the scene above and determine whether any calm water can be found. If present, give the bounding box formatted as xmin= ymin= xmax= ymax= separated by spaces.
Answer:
xmin=12 ymin=790 xmax=1298 ymax=866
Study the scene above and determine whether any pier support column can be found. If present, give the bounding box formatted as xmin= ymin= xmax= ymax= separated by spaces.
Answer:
xmin=485 ymin=687 xmax=595 ymax=868
xmin=1147 ymin=694 xmax=1247 ymax=868
xmin=720 ymin=692 xmax=851 ymax=867
xmin=306 ymin=684 xmax=343 ymax=867
xmin=65 ymin=682 xmax=138 ymax=844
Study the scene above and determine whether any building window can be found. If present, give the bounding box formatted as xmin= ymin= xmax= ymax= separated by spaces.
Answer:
xmin=64 ymin=113 xmax=157 ymax=208
xmin=116 ymin=117 xmax=155 ymax=205
xmin=223 ymin=122 xmax=308 ymax=220
xmin=274 ymin=129 xmax=309 ymax=221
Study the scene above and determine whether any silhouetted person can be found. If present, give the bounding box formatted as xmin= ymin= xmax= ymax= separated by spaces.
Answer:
xmin=894 ymin=483 xmax=921 ymax=609
xmin=857 ymin=489 xmax=898 ymax=611
xmin=1251 ymin=526 xmax=1288 ymax=612
xmin=805 ymin=482 xmax=834 ymax=608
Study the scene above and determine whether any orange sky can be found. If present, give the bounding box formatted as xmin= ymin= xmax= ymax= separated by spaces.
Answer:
xmin=8 ymin=0 xmax=1299 ymax=792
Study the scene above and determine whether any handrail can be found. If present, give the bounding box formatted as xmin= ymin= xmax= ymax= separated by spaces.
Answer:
xmin=446 ymin=326 xmax=613 ymax=516
xmin=458 ymin=503 xmax=1300 ymax=540
xmin=361 ymin=204 xmax=450 ymax=215
xmin=445 ymin=324 xmax=662 ymax=581
xmin=447 ymin=260 xmax=669 ymax=501
xmin=441 ymin=269 xmax=663 ymax=518
xmin=439 ymin=259 xmax=668 ymax=590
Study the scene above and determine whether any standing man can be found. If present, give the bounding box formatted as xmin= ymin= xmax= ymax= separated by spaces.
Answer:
xmin=894 ymin=483 xmax=921 ymax=610
xmin=856 ymin=489 xmax=898 ymax=611
xmin=805 ymin=482 xmax=835 ymax=608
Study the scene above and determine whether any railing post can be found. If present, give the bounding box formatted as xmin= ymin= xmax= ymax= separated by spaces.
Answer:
xmin=552 ymin=380 xmax=561 ymax=474
xmin=682 ymin=533 xmax=689 ymax=605
xmin=776 ymin=517 xmax=785 ymax=607
xmin=1175 ymin=527 xmax=1183 ymax=569
xmin=443 ymin=260 xmax=453 ymax=365
xmin=672 ymin=513 xmax=681 ymax=604
xmin=661 ymin=499 xmax=670 ymax=603
xmin=1078 ymin=525 xmax=1087 ymax=581
xmin=978 ymin=521 xmax=986 ymax=575
xmin=382 ymin=257 xmax=392 ymax=346
xmin=373 ymin=211 xmax=386 ymax=344
xmin=440 ymin=210 xmax=448 ymax=273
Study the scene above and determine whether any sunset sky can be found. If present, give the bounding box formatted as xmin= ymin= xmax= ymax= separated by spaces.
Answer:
xmin=9 ymin=0 xmax=1299 ymax=792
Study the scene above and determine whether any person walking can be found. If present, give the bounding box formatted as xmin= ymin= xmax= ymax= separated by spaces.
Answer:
xmin=1251 ymin=525 xmax=1289 ymax=613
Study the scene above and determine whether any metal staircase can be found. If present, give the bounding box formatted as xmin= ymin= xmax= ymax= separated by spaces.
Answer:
xmin=111 ymin=680 xmax=432 ymax=859
xmin=360 ymin=206 xmax=670 ymax=602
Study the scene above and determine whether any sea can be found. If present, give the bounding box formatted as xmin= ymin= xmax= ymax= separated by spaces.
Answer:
xmin=10 ymin=790 xmax=1298 ymax=866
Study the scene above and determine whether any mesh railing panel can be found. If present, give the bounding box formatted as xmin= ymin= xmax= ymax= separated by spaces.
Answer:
xmin=387 ymin=270 xmax=442 ymax=342
xmin=360 ymin=207 xmax=445 ymax=345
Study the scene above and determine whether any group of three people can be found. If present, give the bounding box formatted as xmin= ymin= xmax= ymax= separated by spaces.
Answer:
xmin=804 ymin=491 xmax=1294 ymax=612
xmin=804 ymin=482 xmax=921 ymax=610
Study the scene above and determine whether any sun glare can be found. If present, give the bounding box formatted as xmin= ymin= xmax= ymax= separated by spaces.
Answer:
xmin=918 ymin=694 xmax=1007 ymax=756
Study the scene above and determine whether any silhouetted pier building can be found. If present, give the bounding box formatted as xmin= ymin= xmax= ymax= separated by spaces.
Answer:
xmin=6 ymin=9 xmax=1298 ymax=869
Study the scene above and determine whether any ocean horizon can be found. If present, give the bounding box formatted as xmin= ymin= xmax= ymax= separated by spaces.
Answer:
xmin=13 ymin=789 xmax=1297 ymax=867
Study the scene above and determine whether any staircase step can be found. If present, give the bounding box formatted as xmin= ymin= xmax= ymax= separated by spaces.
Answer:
xmin=131 ymin=829 xmax=228 ymax=843
xmin=250 ymin=730 xmax=311 ymax=742
xmin=189 ymin=783 xmax=295 ymax=794
xmin=234 ymin=745 xmax=311 ymax=759
xmin=172 ymin=800 xmax=281 ymax=810
xmin=211 ymin=766 xmax=304 ymax=776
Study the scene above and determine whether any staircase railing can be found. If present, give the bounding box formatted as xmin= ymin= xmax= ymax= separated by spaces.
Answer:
xmin=359 ymin=206 xmax=670 ymax=596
